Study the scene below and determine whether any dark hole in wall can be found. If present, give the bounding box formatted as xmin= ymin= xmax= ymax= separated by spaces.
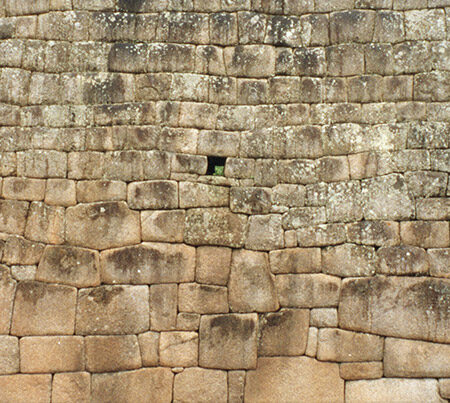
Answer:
xmin=206 ymin=156 xmax=226 ymax=176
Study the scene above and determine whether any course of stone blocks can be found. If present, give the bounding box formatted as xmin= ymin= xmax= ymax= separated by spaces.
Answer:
xmin=0 ymin=0 xmax=449 ymax=401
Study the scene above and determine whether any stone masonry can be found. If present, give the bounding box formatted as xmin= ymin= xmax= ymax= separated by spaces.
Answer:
xmin=0 ymin=0 xmax=449 ymax=401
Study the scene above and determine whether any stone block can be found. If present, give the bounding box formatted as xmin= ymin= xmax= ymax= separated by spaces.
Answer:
xmin=317 ymin=329 xmax=383 ymax=362
xmin=322 ymin=244 xmax=378 ymax=277
xmin=36 ymin=245 xmax=100 ymax=287
xmin=326 ymin=44 xmax=364 ymax=76
xmin=199 ymin=313 xmax=257 ymax=369
xmin=3 ymin=235 xmax=45 ymax=265
xmin=85 ymin=335 xmax=141 ymax=372
xmin=272 ymin=184 xmax=306 ymax=208
xmin=11 ymin=281 xmax=76 ymax=336
xmin=2 ymin=177 xmax=45 ymax=201
xmin=374 ymin=11 xmax=405 ymax=43
xmin=0 ymin=266 xmax=15 ymax=333
xmin=228 ymin=370 xmax=245 ymax=403
xmin=258 ymin=309 xmax=309 ymax=356
xmin=76 ymin=285 xmax=149 ymax=335
xmin=405 ymin=9 xmax=446 ymax=40
xmin=245 ymin=357 xmax=344 ymax=403
xmin=128 ymin=181 xmax=178 ymax=210
xmin=20 ymin=336 xmax=84 ymax=373
xmin=224 ymin=45 xmax=275 ymax=77
xmin=393 ymin=41 xmax=430 ymax=74
xmin=346 ymin=379 xmax=443 ymax=403
xmin=292 ymin=47 xmax=326 ymax=76
xmin=149 ymin=284 xmax=177 ymax=331
xmin=45 ymin=179 xmax=76 ymax=206
xmin=24 ymin=202 xmax=64 ymax=245
xmin=185 ymin=208 xmax=247 ymax=247
xmin=440 ymin=379 xmax=450 ymax=399
xmin=330 ymin=10 xmax=375 ymax=43
xmin=346 ymin=221 xmax=400 ymax=246
xmin=318 ymin=156 xmax=349 ymax=182
xmin=384 ymin=338 xmax=450 ymax=377
xmin=297 ymin=223 xmax=347 ymax=247
xmin=275 ymin=274 xmax=341 ymax=308
xmin=68 ymin=152 xmax=104 ymax=180
xmin=179 ymin=283 xmax=228 ymax=314
xmin=282 ymin=207 xmax=326 ymax=229
xmin=246 ymin=214 xmax=284 ymax=250
xmin=103 ymin=151 xmax=144 ymax=181
xmin=429 ymin=248 xmax=450 ymax=278
xmin=0 ymin=374 xmax=52 ymax=403
xmin=339 ymin=277 xmax=450 ymax=343
xmin=310 ymin=308 xmax=338 ymax=328
xmin=91 ymin=368 xmax=173 ymax=403
xmin=0 ymin=200 xmax=29 ymax=235
xmin=160 ymin=331 xmax=198 ymax=367
xmin=265 ymin=15 xmax=301 ymax=47
xmin=76 ymin=180 xmax=127 ymax=203
xmin=179 ymin=102 xmax=217 ymax=129
xmin=52 ymin=372 xmax=90 ymax=403
xmin=230 ymin=187 xmax=271 ymax=214
xmin=305 ymin=327 xmax=318 ymax=357
xmin=377 ymin=246 xmax=429 ymax=275
xmin=196 ymin=246 xmax=231 ymax=286
xmin=101 ymin=243 xmax=195 ymax=284
xmin=173 ymin=368 xmax=227 ymax=403
xmin=405 ymin=171 xmax=447 ymax=198
xmin=416 ymin=198 xmax=450 ymax=221
xmin=17 ymin=150 xmax=67 ymax=178
xmin=172 ymin=154 xmax=207 ymax=174
xmin=141 ymin=210 xmax=185 ymax=243
xmin=340 ymin=362 xmax=383 ymax=380
xmin=66 ymin=201 xmax=140 ymax=250
xmin=179 ymin=182 xmax=229 ymax=208
xmin=0 ymin=335 xmax=19 ymax=374
xmin=269 ymin=248 xmax=321 ymax=274
xmin=138 ymin=332 xmax=159 ymax=366
xmin=229 ymin=249 xmax=278 ymax=313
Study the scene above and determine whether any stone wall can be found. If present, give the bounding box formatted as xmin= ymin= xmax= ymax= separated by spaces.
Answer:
xmin=0 ymin=0 xmax=449 ymax=401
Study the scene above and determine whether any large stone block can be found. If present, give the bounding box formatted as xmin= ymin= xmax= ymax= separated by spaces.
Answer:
xmin=179 ymin=182 xmax=229 ymax=208
xmin=66 ymin=201 xmax=140 ymax=250
xmin=224 ymin=45 xmax=275 ymax=77
xmin=346 ymin=221 xmax=400 ymax=246
xmin=0 ymin=265 xmax=16 ymax=333
xmin=0 ymin=200 xmax=29 ymax=235
xmin=339 ymin=277 xmax=450 ymax=343
xmin=245 ymin=357 xmax=344 ymax=403
xmin=0 ymin=374 xmax=52 ymax=403
xmin=36 ymin=245 xmax=100 ymax=287
xmin=3 ymin=236 xmax=45 ymax=266
xmin=377 ymin=245 xmax=429 ymax=275
xmin=2 ymin=177 xmax=45 ymax=201
xmin=196 ymin=246 xmax=231 ymax=286
xmin=322 ymin=244 xmax=377 ymax=277
xmin=100 ymin=243 xmax=195 ymax=284
xmin=178 ymin=283 xmax=228 ymax=314
xmin=76 ymin=180 xmax=127 ymax=203
xmin=128 ymin=181 xmax=178 ymax=209
xmin=91 ymin=368 xmax=173 ymax=403
xmin=141 ymin=210 xmax=185 ymax=243
xmin=199 ymin=313 xmax=257 ymax=369
xmin=159 ymin=331 xmax=198 ymax=367
xmin=76 ymin=285 xmax=149 ymax=335
xmin=0 ymin=335 xmax=19 ymax=374
xmin=384 ymin=338 xmax=450 ymax=377
xmin=150 ymin=284 xmax=177 ymax=331
xmin=11 ymin=281 xmax=76 ymax=336
xmin=269 ymin=248 xmax=321 ymax=274
xmin=185 ymin=208 xmax=247 ymax=247
xmin=245 ymin=214 xmax=284 ymax=251
xmin=52 ymin=372 xmax=90 ymax=403
xmin=24 ymin=202 xmax=64 ymax=244
xmin=230 ymin=187 xmax=271 ymax=214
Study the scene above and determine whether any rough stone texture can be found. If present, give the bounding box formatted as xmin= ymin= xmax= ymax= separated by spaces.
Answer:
xmin=178 ymin=283 xmax=228 ymax=314
xmin=0 ymin=265 xmax=16 ymax=333
xmin=340 ymin=362 xmax=383 ymax=380
xmin=141 ymin=210 xmax=185 ymax=242
xmin=159 ymin=331 xmax=198 ymax=367
xmin=150 ymin=284 xmax=177 ymax=331
xmin=0 ymin=335 xmax=19 ymax=374
xmin=0 ymin=374 xmax=52 ymax=403
xmin=52 ymin=372 xmax=91 ymax=403
xmin=269 ymin=248 xmax=321 ymax=274
xmin=174 ymin=368 xmax=227 ymax=403
xmin=196 ymin=246 xmax=231 ymax=285
xmin=245 ymin=357 xmax=344 ymax=402
xmin=245 ymin=214 xmax=284 ymax=250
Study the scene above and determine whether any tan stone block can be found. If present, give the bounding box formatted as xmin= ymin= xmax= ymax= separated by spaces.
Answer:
xmin=317 ymin=329 xmax=383 ymax=362
xmin=11 ymin=265 xmax=36 ymax=281
xmin=11 ymin=281 xmax=76 ymax=336
xmin=76 ymin=285 xmax=149 ymax=335
xmin=384 ymin=338 xmax=450 ymax=377
xmin=52 ymin=372 xmax=90 ymax=403
xmin=346 ymin=379 xmax=443 ymax=403
xmin=20 ymin=336 xmax=84 ymax=373
xmin=101 ymin=243 xmax=195 ymax=284
xmin=227 ymin=371 xmax=245 ymax=403
xmin=346 ymin=221 xmax=400 ymax=246
xmin=297 ymin=223 xmax=347 ymax=247
xmin=179 ymin=102 xmax=218 ymax=130
xmin=258 ymin=309 xmax=309 ymax=356
xmin=174 ymin=368 xmax=227 ymax=403
xmin=91 ymin=368 xmax=173 ymax=403
xmin=340 ymin=362 xmax=383 ymax=380
xmin=401 ymin=221 xmax=449 ymax=248
xmin=245 ymin=357 xmax=344 ymax=403
xmin=348 ymin=152 xmax=378 ymax=180
xmin=138 ymin=332 xmax=159 ymax=367
xmin=416 ymin=197 xmax=450 ymax=221
xmin=3 ymin=235 xmax=45 ymax=266
xmin=85 ymin=335 xmax=142 ymax=372
xmin=429 ymin=248 xmax=450 ymax=278
xmin=0 ymin=336 xmax=19 ymax=374
xmin=0 ymin=200 xmax=29 ymax=235
xmin=224 ymin=45 xmax=275 ymax=77
xmin=0 ymin=374 xmax=52 ymax=403
xmin=310 ymin=308 xmax=338 ymax=328
xmin=229 ymin=249 xmax=278 ymax=313
xmin=2 ymin=177 xmax=45 ymax=201
xmin=141 ymin=210 xmax=185 ymax=242
xmin=45 ymin=179 xmax=76 ymax=206
xmin=160 ymin=331 xmax=198 ymax=367
xmin=177 ymin=312 xmax=200 ymax=331
xmin=0 ymin=265 xmax=15 ymax=333
xmin=339 ymin=277 xmax=450 ymax=343
xmin=199 ymin=314 xmax=257 ymax=369
xmin=318 ymin=156 xmax=349 ymax=182
xmin=66 ymin=201 xmax=140 ymax=250
xmin=275 ymin=274 xmax=341 ymax=308
xmin=178 ymin=283 xmax=228 ymax=314
xmin=179 ymin=182 xmax=229 ymax=208
xmin=150 ymin=284 xmax=177 ymax=331
xmin=377 ymin=245 xmax=429 ymax=275
xmin=128 ymin=180 xmax=178 ymax=209
xmin=17 ymin=150 xmax=67 ymax=178
xmin=36 ymin=245 xmax=100 ymax=287
xmin=440 ymin=379 xmax=450 ymax=399
xmin=196 ymin=246 xmax=231 ymax=286
xmin=269 ymin=248 xmax=321 ymax=274
xmin=245 ymin=214 xmax=284 ymax=251
xmin=24 ymin=202 xmax=64 ymax=244
xmin=230 ymin=187 xmax=271 ymax=214
xmin=305 ymin=327 xmax=318 ymax=357
xmin=76 ymin=180 xmax=127 ymax=203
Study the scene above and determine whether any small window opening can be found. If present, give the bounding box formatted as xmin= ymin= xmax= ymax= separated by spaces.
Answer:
xmin=206 ymin=156 xmax=226 ymax=176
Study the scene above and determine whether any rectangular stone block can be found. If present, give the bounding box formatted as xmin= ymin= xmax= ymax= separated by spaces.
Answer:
xmin=224 ymin=45 xmax=275 ymax=77
xmin=76 ymin=180 xmax=127 ymax=203
xmin=24 ymin=202 xmax=64 ymax=245
xmin=44 ymin=179 xmax=76 ymax=206
xmin=0 ymin=335 xmax=19 ymax=374
xmin=52 ymin=372 xmax=90 ymax=403
xmin=269 ymin=248 xmax=321 ymax=274
xmin=346 ymin=221 xmax=400 ymax=246
xmin=141 ymin=210 xmax=185 ymax=243
xmin=429 ymin=248 xmax=450 ymax=278
xmin=160 ymin=331 xmax=198 ymax=367
xmin=297 ymin=223 xmax=347 ymax=247
xmin=128 ymin=180 xmax=178 ymax=209
xmin=180 ymin=182 xmax=229 ymax=208
xmin=2 ymin=177 xmax=45 ymax=201
xmin=0 ymin=266 xmax=16 ymax=333
xmin=0 ymin=374 xmax=52 ymax=403
xmin=196 ymin=246 xmax=231 ymax=286
xmin=138 ymin=332 xmax=159 ymax=367
xmin=150 ymin=284 xmax=178 ymax=331
xmin=3 ymin=235 xmax=45 ymax=265
xmin=245 ymin=214 xmax=284 ymax=251
xmin=377 ymin=245 xmax=429 ymax=275
xmin=310 ymin=308 xmax=338 ymax=328
xmin=322 ymin=244 xmax=377 ymax=277
xmin=0 ymin=200 xmax=29 ymax=235
xmin=174 ymin=368 xmax=227 ymax=403
xmin=339 ymin=362 xmax=383 ymax=380
xmin=179 ymin=283 xmax=228 ymax=314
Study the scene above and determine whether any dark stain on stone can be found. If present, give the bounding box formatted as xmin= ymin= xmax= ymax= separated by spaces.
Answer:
xmin=17 ymin=281 xmax=47 ymax=305
xmin=117 ymin=0 xmax=145 ymax=12
xmin=263 ymin=311 xmax=290 ymax=327
xmin=87 ymin=202 xmax=121 ymax=221
xmin=393 ymin=175 xmax=405 ymax=190
xmin=88 ymin=286 xmax=124 ymax=305
xmin=210 ymin=315 xmax=255 ymax=338
xmin=404 ymin=279 xmax=450 ymax=314
xmin=83 ymin=74 xmax=125 ymax=105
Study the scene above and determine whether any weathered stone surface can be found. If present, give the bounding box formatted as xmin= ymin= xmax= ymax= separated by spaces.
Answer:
xmin=282 ymin=207 xmax=326 ymax=229
xmin=20 ymin=336 xmax=84 ymax=373
xmin=429 ymin=248 xmax=450 ymax=278
xmin=416 ymin=198 xmax=450 ymax=221
xmin=178 ymin=283 xmax=228 ymax=314
xmin=377 ymin=245 xmax=430 ymax=275
xmin=0 ymin=265 xmax=16 ymax=333
xmin=52 ymin=372 xmax=90 ymax=403
xmin=199 ymin=313 xmax=257 ymax=369
xmin=128 ymin=180 xmax=178 ymax=209
xmin=141 ymin=210 xmax=185 ymax=242
xmin=269 ymin=248 xmax=321 ymax=274
xmin=0 ymin=200 xmax=29 ymax=235
xmin=440 ymin=379 xmax=450 ymax=399
xmin=2 ymin=177 xmax=45 ymax=201
xmin=245 ymin=214 xmax=284 ymax=250
xmin=196 ymin=246 xmax=231 ymax=285
xmin=85 ymin=335 xmax=141 ymax=372
xmin=45 ymin=179 xmax=76 ymax=206
xmin=297 ymin=224 xmax=347 ymax=247
xmin=76 ymin=180 xmax=127 ymax=203
xmin=224 ymin=45 xmax=275 ymax=77
xmin=346 ymin=221 xmax=400 ymax=246
xmin=36 ymin=245 xmax=100 ymax=287
xmin=275 ymin=274 xmax=341 ymax=308
xmin=401 ymin=221 xmax=449 ymax=248
xmin=66 ymin=201 xmax=140 ymax=250
xmin=173 ymin=368 xmax=227 ymax=403
xmin=185 ymin=208 xmax=247 ymax=247
xmin=258 ymin=309 xmax=309 ymax=356
xmin=317 ymin=329 xmax=383 ymax=362
xmin=245 ymin=357 xmax=344 ymax=403
xmin=138 ymin=332 xmax=159 ymax=367
xmin=340 ymin=362 xmax=383 ymax=380
xmin=384 ymin=338 xmax=450 ymax=377
xmin=149 ymin=284 xmax=177 ymax=331
xmin=0 ymin=335 xmax=19 ymax=374
xmin=91 ymin=368 xmax=173 ymax=403
xmin=11 ymin=281 xmax=76 ymax=336
xmin=180 ymin=182 xmax=229 ymax=208
xmin=76 ymin=285 xmax=149 ymax=335
xmin=229 ymin=249 xmax=279 ymax=313
xmin=100 ymin=243 xmax=195 ymax=284
xmin=228 ymin=370 xmax=245 ymax=403
xmin=159 ymin=331 xmax=198 ymax=367
xmin=339 ymin=277 xmax=450 ymax=343
xmin=346 ymin=379 xmax=444 ymax=403
xmin=310 ymin=308 xmax=338 ymax=328
xmin=322 ymin=244 xmax=377 ymax=277
xmin=230 ymin=187 xmax=271 ymax=214
xmin=0 ymin=374 xmax=52 ymax=403
xmin=24 ymin=202 xmax=64 ymax=244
